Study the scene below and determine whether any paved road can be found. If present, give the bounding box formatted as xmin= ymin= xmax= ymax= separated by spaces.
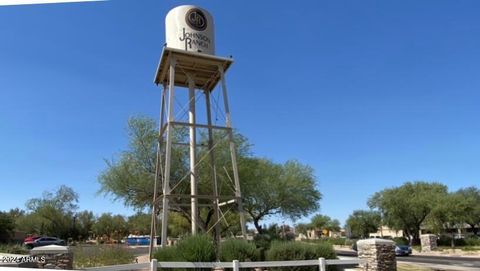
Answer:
xmin=397 ymin=255 xmax=480 ymax=269
xmin=126 ymin=245 xmax=149 ymax=256
xmin=336 ymin=250 xmax=480 ymax=270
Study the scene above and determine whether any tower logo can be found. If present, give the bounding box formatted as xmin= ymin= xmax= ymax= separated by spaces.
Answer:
xmin=185 ymin=8 xmax=207 ymax=31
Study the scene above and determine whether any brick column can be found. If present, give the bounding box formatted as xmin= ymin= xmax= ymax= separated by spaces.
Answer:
xmin=420 ymin=234 xmax=437 ymax=252
xmin=357 ymin=239 xmax=396 ymax=271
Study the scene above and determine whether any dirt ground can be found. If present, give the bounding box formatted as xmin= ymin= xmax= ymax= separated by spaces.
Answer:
xmin=136 ymin=254 xmax=150 ymax=263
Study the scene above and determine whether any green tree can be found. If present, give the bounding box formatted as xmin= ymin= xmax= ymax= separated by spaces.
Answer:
xmin=98 ymin=117 xmax=225 ymax=232
xmin=167 ymin=212 xmax=191 ymax=237
xmin=6 ymin=208 xmax=25 ymax=234
xmin=428 ymin=193 xmax=470 ymax=248
xmin=455 ymin=187 xmax=480 ymax=235
xmin=368 ymin=181 xmax=448 ymax=244
xmin=0 ymin=211 xmax=15 ymax=243
xmin=240 ymin=158 xmax=321 ymax=234
xmin=327 ymin=219 xmax=341 ymax=233
xmin=309 ymin=214 xmax=340 ymax=237
xmin=76 ymin=210 xmax=95 ymax=241
xmin=22 ymin=185 xmax=79 ymax=239
xmin=93 ymin=213 xmax=128 ymax=242
xmin=15 ymin=213 xmax=44 ymax=235
xmin=7 ymin=208 xmax=25 ymax=224
xmin=295 ymin=223 xmax=310 ymax=236
xmin=127 ymin=212 xmax=151 ymax=235
xmin=98 ymin=117 xmax=176 ymax=209
xmin=345 ymin=210 xmax=381 ymax=238
xmin=99 ymin=117 xmax=321 ymax=236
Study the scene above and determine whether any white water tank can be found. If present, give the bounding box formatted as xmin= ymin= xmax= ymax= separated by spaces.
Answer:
xmin=165 ymin=5 xmax=215 ymax=55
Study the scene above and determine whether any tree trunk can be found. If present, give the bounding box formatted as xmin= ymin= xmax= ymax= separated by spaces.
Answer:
xmin=411 ymin=230 xmax=420 ymax=245
xmin=451 ymin=231 xmax=455 ymax=249
xmin=253 ymin=219 xmax=263 ymax=234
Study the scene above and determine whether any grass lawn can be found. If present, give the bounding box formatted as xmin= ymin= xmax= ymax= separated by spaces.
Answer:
xmin=72 ymin=245 xmax=135 ymax=269
xmin=0 ymin=244 xmax=29 ymax=255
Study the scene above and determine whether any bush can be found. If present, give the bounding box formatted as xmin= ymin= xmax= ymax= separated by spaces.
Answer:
xmin=176 ymin=234 xmax=216 ymax=262
xmin=72 ymin=245 xmax=135 ymax=269
xmin=266 ymin=241 xmax=337 ymax=271
xmin=313 ymin=238 xmax=346 ymax=246
xmin=0 ymin=244 xmax=29 ymax=255
xmin=437 ymin=236 xmax=466 ymax=247
xmin=154 ymin=246 xmax=182 ymax=261
xmin=253 ymin=234 xmax=274 ymax=261
xmin=464 ymin=236 xmax=480 ymax=246
xmin=154 ymin=234 xmax=216 ymax=262
xmin=312 ymin=243 xmax=337 ymax=260
xmin=154 ymin=235 xmax=215 ymax=271
xmin=219 ymin=239 xmax=258 ymax=262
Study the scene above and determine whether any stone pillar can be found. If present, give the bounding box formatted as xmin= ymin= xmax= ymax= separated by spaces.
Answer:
xmin=357 ymin=239 xmax=396 ymax=271
xmin=420 ymin=234 xmax=437 ymax=252
xmin=30 ymin=245 xmax=73 ymax=270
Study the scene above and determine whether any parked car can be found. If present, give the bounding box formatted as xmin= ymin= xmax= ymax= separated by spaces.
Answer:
xmin=395 ymin=245 xmax=412 ymax=256
xmin=23 ymin=235 xmax=40 ymax=248
xmin=24 ymin=236 xmax=66 ymax=249
xmin=23 ymin=235 xmax=41 ymax=244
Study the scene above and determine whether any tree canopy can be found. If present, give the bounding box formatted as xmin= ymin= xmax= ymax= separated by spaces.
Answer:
xmin=16 ymin=185 xmax=80 ymax=239
xmin=307 ymin=214 xmax=340 ymax=236
xmin=0 ymin=211 xmax=15 ymax=243
xmin=93 ymin=213 xmax=128 ymax=242
xmin=240 ymin=158 xmax=321 ymax=233
xmin=98 ymin=116 xmax=321 ymax=235
xmin=345 ymin=210 xmax=381 ymax=239
xmin=368 ymin=181 xmax=448 ymax=243
xmin=454 ymin=187 xmax=480 ymax=235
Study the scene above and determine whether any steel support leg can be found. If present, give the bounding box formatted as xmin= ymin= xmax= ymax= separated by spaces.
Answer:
xmin=219 ymin=66 xmax=247 ymax=238
xmin=188 ymin=76 xmax=198 ymax=235
xmin=160 ymin=57 xmax=176 ymax=247
xmin=205 ymin=90 xmax=221 ymax=247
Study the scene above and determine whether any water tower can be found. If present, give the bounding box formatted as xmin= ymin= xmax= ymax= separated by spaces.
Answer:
xmin=149 ymin=5 xmax=247 ymax=254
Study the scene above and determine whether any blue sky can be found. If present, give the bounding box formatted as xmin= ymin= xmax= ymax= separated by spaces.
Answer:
xmin=1 ymin=0 xmax=479 ymax=226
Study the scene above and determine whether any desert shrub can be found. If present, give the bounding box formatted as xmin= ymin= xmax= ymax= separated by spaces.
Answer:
xmin=253 ymin=234 xmax=274 ymax=261
xmin=456 ymin=238 xmax=466 ymax=246
xmin=175 ymin=234 xmax=216 ymax=262
xmin=305 ymin=237 xmax=353 ymax=247
xmin=313 ymin=238 xmax=336 ymax=246
xmin=0 ymin=244 xmax=29 ymax=255
xmin=465 ymin=236 xmax=480 ymax=246
xmin=266 ymin=241 xmax=337 ymax=271
xmin=219 ymin=239 xmax=258 ymax=262
xmin=312 ymin=242 xmax=337 ymax=260
xmin=437 ymin=236 xmax=466 ymax=247
xmin=322 ymin=237 xmax=350 ymax=246
xmin=72 ymin=245 xmax=135 ymax=269
xmin=154 ymin=235 xmax=215 ymax=271
xmin=154 ymin=234 xmax=216 ymax=262
xmin=393 ymin=237 xmax=409 ymax=245
xmin=154 ymin=245 xmax=182 ymax=261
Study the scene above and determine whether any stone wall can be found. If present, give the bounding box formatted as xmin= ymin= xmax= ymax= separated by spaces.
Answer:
xmin=357 ymin=238 xmax=396 ymax=271
xmin=35 ymin=252 xmax=73 ymax=269
xmin=420 ymin=234 xmax=437 ymax=252
xmin=30 ymin=245 xmax=73 ymax=270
